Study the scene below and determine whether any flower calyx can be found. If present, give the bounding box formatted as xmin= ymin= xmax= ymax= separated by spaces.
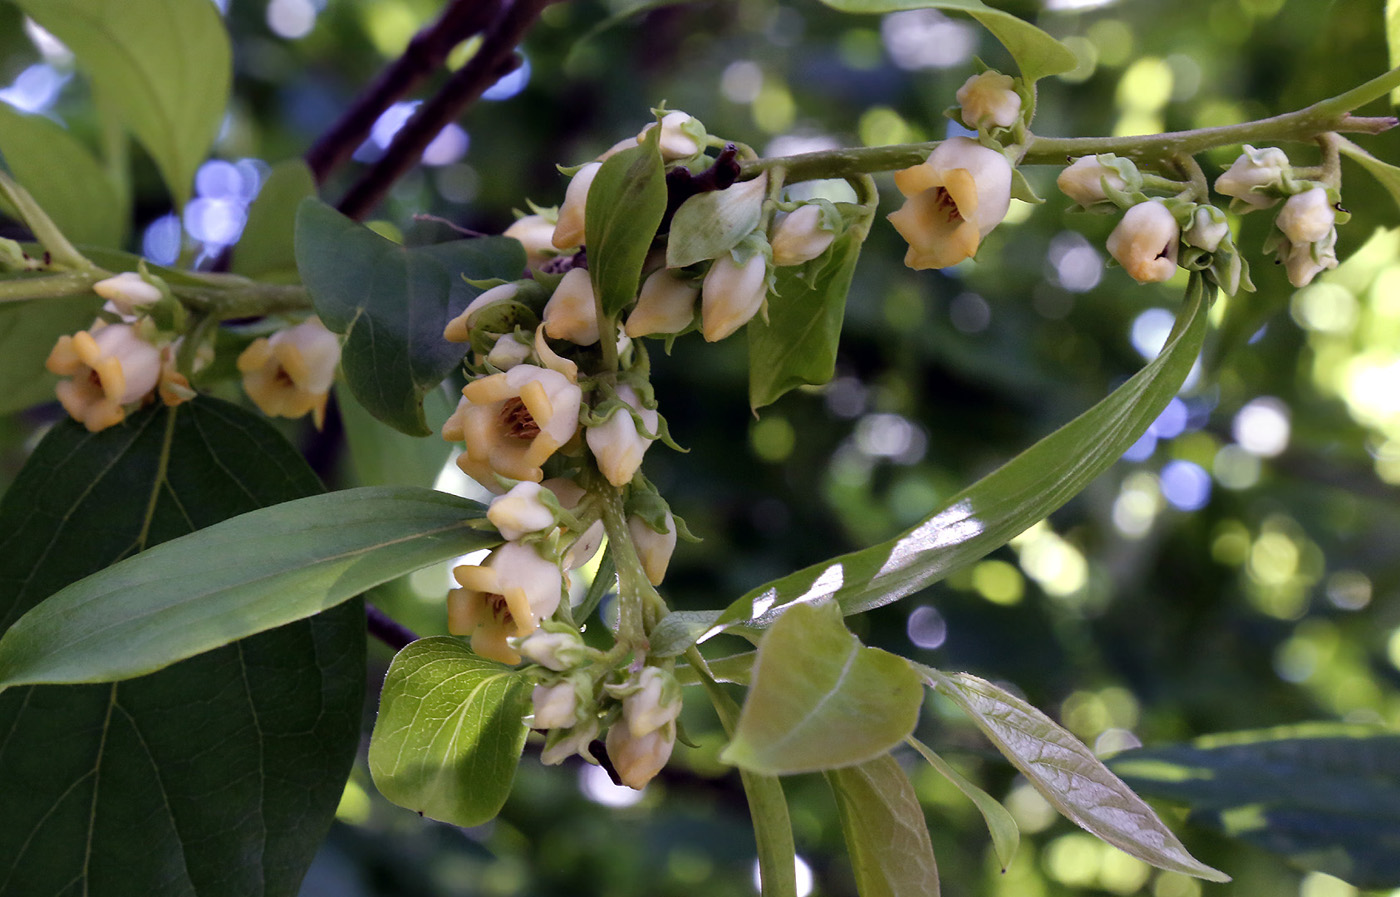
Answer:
xmin=1057 ymin=154 xmax=1144 ymax=212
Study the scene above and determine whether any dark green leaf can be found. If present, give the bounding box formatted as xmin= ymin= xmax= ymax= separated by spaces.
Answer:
xmin=721 ymin=602 xmax=922 ymax=774
xmin=825 ymin=754 xmax=941 ymax=897
xmin=586 ymin=129 xmax=667 ymax=317
xmin=815 ymin=0 xmax=1078 ymax=83
xmin=295 ymin=198 xmax=526 ymax=435
xmin=368 ymin=637 xmax=531 ymax=827
xmin=907 ymin=737 xmax=1019 ymax=870
xmin=1110 ymin=724 xmax=1400 ymax=889
xmin=0 ymin=294 xmax=102 ymax=415
xmin=0 ymin=397 xmax=363 ymax=897
xmin=0 ymin=484 xmax=495 ymax=690
xmin=232 ymin=159 xmax=316 ymax=280
xmin=0 ymin=103 xmax=125 ymax=248
xmin=15 ymin=0 xmax=232 ymax=208
xmin=930 ymin=669 xmax=1229 ymax=882
xmin=747 ymin=226 xmax=862 ymax=410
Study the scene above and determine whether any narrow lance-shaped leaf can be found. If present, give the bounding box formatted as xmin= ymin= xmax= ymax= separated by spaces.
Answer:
xmin=369 ymin=638 xmax=532 ymax=827
xmin=1110 ymin=723 xmax=1400 ymax=890
xmin=721 ymin=601 xmax=923 ymax=774
xmin=655 ymin=274 xmax=1212 ymax=655
xmin=925 ymin=667 xmax=1230 ymax=882
xmin=907 ymin=737 xmax=1020 ymax=871
xmin=825 ymin=754 xmax=941 ymax=897
xmin=0 ymin=485 xmax=498 ymax=691
xmin=586 ymin=126 xmax=668 ymax=317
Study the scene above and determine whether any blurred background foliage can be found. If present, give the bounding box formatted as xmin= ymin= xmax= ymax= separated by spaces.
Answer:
xmin=2 ymin=0 xmax=1399 ymax=895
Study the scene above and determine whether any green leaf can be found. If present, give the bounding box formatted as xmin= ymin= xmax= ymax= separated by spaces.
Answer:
xmin=666 ymin=175 xmax=767 ymax=268
xmin=15 ymin=0 xmax=232 ymax=208
xmin=815 ymin=0 xmax=1078 ymax=83
xmin=586 ymin=128 xmax=668 ymax=317
xmin=339 ymin=384 xmax=454 ymax=488
xmin=825 ymin=754 xmax=941 ymax=897
xmin=232 ymin=159 xmax=316 ymax=280
xmin=0 ymin=104 xmax=126 ymax=248
xmin=368 ymin=637 xmax=531 ymax=827
xmin=0 ymin=294 xmax=103 ymax=415
xmin=721 ymin=602 xmax=922 ymax=774
xmin=929 ymin=669 xmax=1230 ymax=882
xmin=747 ymin=225 xmax=862 ymax=410
xmin=907 ymin=737 xmax=1019 ymax=871
xmin=0 ymin=484 xmax=495 ymax=691
xmin=295 ymin=198 xmax=526 ymax=435
xmin=1109 ymin=724 xmax=1400 ymax=889
xmin=0 ymin=397 xmax=363 ymax=897
xmin=707 ymin=275 xmax=1210 ymax=644
xmin=1388 ymin=0 xmax=1400 ymax=104
xmin=1338 ymin=136 xmax=1400 ymax=212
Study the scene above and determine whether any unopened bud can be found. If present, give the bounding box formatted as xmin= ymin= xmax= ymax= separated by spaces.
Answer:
xmin=770 ymin=204 xmax=837 ymax=267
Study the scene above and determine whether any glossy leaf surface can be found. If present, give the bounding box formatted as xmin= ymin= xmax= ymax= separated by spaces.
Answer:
xmin=368 ymin=637 xmax=531 ymax=827
xmin=825 ymin=754 xmax=941 ymax=897
xmin=0 ymin=397 xmax=363 ymax=897
xmin=586 ymin=129 xmax=667 ymax=317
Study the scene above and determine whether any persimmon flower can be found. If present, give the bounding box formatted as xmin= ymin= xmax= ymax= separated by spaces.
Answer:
xmin=586 ymin=384 xmax=658 ymax=487
xmin=1106 ymin=200 xmax=1180 ymax=284
xmin=236 ymin=317 xmax=340 ymax=428
xmin=92 ymin=272 xmax=162 ymax=318
xmin=887 ymin=137 xmax=1012 ymax=270
xmin=1057 ymin=155 xmax=1132 ymax=209
xmin=531 ymin=681 xmax=580 ymax=729
xmin=618 ymin=667 xmax=683 ymax=737
xmin=444 ymin=283 xmax=519 ymax=343
xmin=956 ymin=71 xmax=1022 ymax=130
xmin=770 ymin=204 xmax=837 ymax=267
xmin=552 ymin=162 xmax=601 ymax=249
xmin=701 ymin=251 xmax=768 ymax=341
xmin=442 ymin=363 xmax=582 ymax=488
xmin=448 ymin=541 xmax=564 ymax=664
xmin=625 ymin=269 xmax=697 ymax=337
xmin=639 ymin=111 xmax=701 ymax=160
xmin=606 ymin=720 xmax=675 ymax=790
xmin=516 ymin=627 xmax=588 ymax=671
xmin=628 ymin=511 xmax=677 ymax=586
xmin=1215 ymin=146 xmax=1290 ymax=210
xmin=487 ymin=481 xmax=557 ymax=540
xmin=1274 ymin=187 xmax=1339 ymax=288
xmin=504 ymin=214 xmax=558 ymax=269
xmin=46 ymin=323 xmax=162 ymax=432
xmin=543 ymin=268 xmax=600 ymax=345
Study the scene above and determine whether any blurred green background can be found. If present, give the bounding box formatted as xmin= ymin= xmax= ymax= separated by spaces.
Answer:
xmin=2 ymin=0 xmax=1399 ymax=895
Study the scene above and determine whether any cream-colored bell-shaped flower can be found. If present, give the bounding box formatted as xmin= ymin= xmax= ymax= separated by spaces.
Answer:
xmin=504 ymin=214 xmax=558 ymax=269
xmin=92 ymin=272 xmax=162 ymax=318
xmin=620 ymin=667 xmax=683 ymax=737
xmin=442 ymin=363 xmax=582 ymax=488
xmin=552 ymin=161 xmax=601 ymax=249
xmin=625 ymin=269 xmax=698 ymax=337
xmin=956 ymin=71 xmax=1022 ymax=130
xmin=448 ymin=541 xmax=564 ymax=664
xmin=543 ymin=268 xmax=600 ymax=345
xmin=606 ymin=719 xmax=675 ymax=790
xmin=487 ymin=481 xmax=557 ymax=540
xmin=46 ymin=322 xmax=163 ymax=432
xmin=1057 ymin=155 xmax=1131 ymax=208
xmin=701 ymin=251 xmax=768 ymax=342
xmin=585 ymin=383 xmax=658 ymax=487
xmin=770 ymin=204 xmax=837 ymax=267
xmin=628 ymin=511 xmax=677 ymax=586
xmin=1283 ymin=235 xmax=1338 ymax=288
xmin=1106 ymin=200 xmax=1180 ymax=284
xmin=236 ymin=316 xmax=341 ymax=428
xmin=887 ymin=137 xmax=1012 ymax=270
xmin=1215 ymin=145 xmax=1290 ymax=210
xmin=639 ymin=111 xmax=700 ymax=160
xmin=1275 ymin=187 xmax=1335 ymax=245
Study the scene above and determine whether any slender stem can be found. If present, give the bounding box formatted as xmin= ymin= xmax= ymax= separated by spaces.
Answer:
xmin=598 ymin=485 xmax=652 ymax=651
xmin=367 ymin=603 xmax=419 ymax=652
xmin=175 ymin=283 xmax=311 ymax=320
xmin=0 ymin=272 xmax=101 ymax=302
xmin=1312 ymin=64 xmax=1400 ymax=118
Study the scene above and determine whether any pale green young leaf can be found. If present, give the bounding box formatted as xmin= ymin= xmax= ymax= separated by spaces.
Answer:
xmin=368 ymin=638 xmax=531 ymax=827
xmin=721 ymin=601 xmax=922 ymax=774
xmin=928 ymin=669 xmax=1230 ymax=882
xmin=666 ymin=175 xmax=766 ymax=268
xmin=907 ymin=737 xmax=1020 ymax=870
xmin=0 ymin=104 xmax=126 ymax=248
xmin=816 ymin=0 xmax=1078 ymax=83
xmin=339 ymin=384 xmax=455 ymax=488
xmin=0 ymin=294 xmax=103 ymax=415
xmin=1388 ymin=0 xmax=1400 ymax=104
xmin=1338 ymin=136 xmax=1400 ymax=211
xmin=232 ymin=158 xmax=316 ymax=280
xmin=586 ymin=127 xmax=668 ymax=317
xmin=825 ymin=754 xmax=941 ymax=897
xmin=16 ymin=0 xmax=232 ymax=208
xmin=0 ymin=485 xmax=497 ymax=691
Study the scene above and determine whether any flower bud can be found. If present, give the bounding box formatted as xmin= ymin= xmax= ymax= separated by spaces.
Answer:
xmin=888 ymin=137 xmax=1012 ymax=270
xmin=621 ymin=667 xmax=683 ymax=737
xmin=956 ymin=71 xmax=1022 ymax=130
xmin=606 ymin=720 xmax=675 ymax=790
xmin=639 ymin=111 xmax=700 ymax=160
xmin=488 ymin=481 xmax=557 ymax=540
xmin=485 ymin=333 xmax=532 ymax=370
xmin=93 ymin=272 xmax=162 ymax=317
xmin=46 ymin=323 xmax=163 ymax=432
xmin=1183 ymin=205 xmax=1230 ymax=252
xmin=236 ymin=317 xmax=341 ymax=428
xmin=1284 ymin=235 xmax=1338 ymax=288
xmin=1057 ymin=155 xmax=1132 ymax=208
xmin=541 ymin=718 xmax=599 ymax=766
xmin=553 ymin=162 xmax=601 ymax=249
xmin=628 ymin=511 xmax=677 ymax=586
xmin=1275 ymin=187 xmax=1335 ymax=245
xmin=701 ymin=251 xmax=768 ymax=342
xmin=444 ymin=283 xmax=520 ymax=343
xmin=543 ymin=268 xmax=600 ymax=345
xmin=770 ymin=204 xmax=837 ymax=267
xmin=1106 ymin=200 xmax=1180 ymax=284
xmin=586 ymin=384 xmax=659 ymax=487
xmin=504 ymin=215 xmax=558 ymax=269
xmin=1215 ymin=146 xmax=1290 ymax=210
xmin=531 ymin=681 xmax=580 ymax=729
xmin=517 ymin=627 xmax=589 ymax=671
xmin=625 ymin=269 xmax=698 ymax=337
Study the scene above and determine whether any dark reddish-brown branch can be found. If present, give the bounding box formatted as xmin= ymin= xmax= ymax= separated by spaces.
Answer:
xmin=337 ymin=0 xmax=555 ymax=221
xmin=366 ymin=602 xmax=419 ymax=651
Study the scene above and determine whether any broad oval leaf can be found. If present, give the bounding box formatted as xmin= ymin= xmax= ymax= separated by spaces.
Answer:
xmin=0 ymin=484 xmax=496 ymax=691
xmin=368 ymin=637 xmax=531 ymax=827
xmin=699 ymin=275 xmax=1211 ymax=649
xmin=1110 ymin=723 xmax=1400 ymax=890
xmin=232 ymin=158 xmax=316 ymax=280
xmin=16 ymin=0 xmax=232 ymax=208
xmin=0 ymin=294 xmax=103 ymax=415
xmin=721 ymin=601 xmax=922 ymax=774
xmin=0 ymin=397 xmax=363 ymax=897
xmin=0 ymin=103 xmax=125 ymax=248
xmin=929 ymin=669 xmax=1230 ymax=882
xmin=586 ymin=128 xmax=668 ymax=317
xmin=816 ymin=0 xmax=1078 ymax=83
xmin=907 ymin=737 xmax=1020 ymax=871
xmin=825 ymin=754 xmax=941 ymax=897
xmin=295 ymin=198 xmax=526 ymax=435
